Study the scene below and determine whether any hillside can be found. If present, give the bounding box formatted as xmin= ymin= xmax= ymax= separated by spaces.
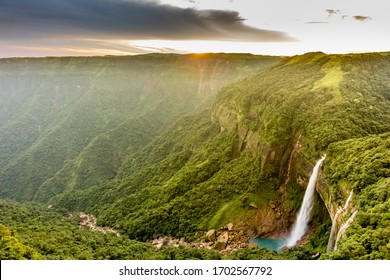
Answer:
xmin=324 ymin=133 xmax=390 ymax=259
xmin=0 ymin=200 xmax=222 ymax=260
xmin=1 ymin=52 xmax=389 ymax=260
xmin=48 ymin=52 xmax=390 ymax=259
xmin=0 ymin=53 xmax=280 ymax=202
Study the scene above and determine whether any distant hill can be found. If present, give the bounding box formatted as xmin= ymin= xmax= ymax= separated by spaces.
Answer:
xmin=0 ymin=54 xmax=280 ymax=201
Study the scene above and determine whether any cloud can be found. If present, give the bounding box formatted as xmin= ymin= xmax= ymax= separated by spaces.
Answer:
xmin=352 ymin=15 xmax=372 ymax=22
xmin=326 ymin=9 xmax=340 ymax=17
xmin=0 ymin=38 xmax=189 ymax=58
xmin=0 ymin=0 xmax=293 ymax=42
xmin=322 ymin=9 xmax=373 ymax=23
xmin=305 ymin=22 xmax=329 ymax=24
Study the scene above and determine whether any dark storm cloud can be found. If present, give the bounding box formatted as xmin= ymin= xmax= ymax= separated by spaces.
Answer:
xmin=0 ymin=0 xmax=293 ymax=42
xmin=353 ymin=15 xmax=372 ymax=22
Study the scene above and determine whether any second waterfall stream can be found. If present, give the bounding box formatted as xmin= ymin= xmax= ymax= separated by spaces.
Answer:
xmin=285 ymin=156 xmax=326 ymax=247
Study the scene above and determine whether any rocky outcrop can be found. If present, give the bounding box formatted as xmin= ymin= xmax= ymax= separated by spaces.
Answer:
xmin=150 ymin=223 xmax=250 ymax=254
xmin=211 ymin=103 xmax=309 ymax=237
xmin=243 ymin=205 xmax=291 ymax=239
xmin=78 ymin=212 xmax=120 ymax=237
xmin=211 ymin=102 xmax=355 ymax=250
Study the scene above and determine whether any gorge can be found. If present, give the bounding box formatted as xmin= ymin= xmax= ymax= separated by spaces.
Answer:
xmin=1 ymin=52 xmax=389 ymax=260
xmin=286 ymin=156 xmax=326 ymax=247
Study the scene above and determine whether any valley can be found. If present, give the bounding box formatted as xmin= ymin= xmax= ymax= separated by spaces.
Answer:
xmin=0 ymin=52 xmax=389 ymax=260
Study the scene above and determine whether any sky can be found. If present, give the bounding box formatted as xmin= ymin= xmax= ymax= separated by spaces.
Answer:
xmin=0 ymin=0 xmax=389 ymax=57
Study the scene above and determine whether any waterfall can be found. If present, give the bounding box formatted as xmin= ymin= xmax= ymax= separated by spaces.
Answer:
xmin=334 ymin=210 xmax=358 ymax=250
xmin=285 ymin=156 xmax=326 ymax=247
xmin=327 ymin=191 xmax=354 ymax=252
xmin=326 ymin=209 xmax=341 ymax=252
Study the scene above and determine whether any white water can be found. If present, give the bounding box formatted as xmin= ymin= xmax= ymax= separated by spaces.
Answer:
xmin=326 ymin=207 xmax=342 ymax=252
xmin=334 ymin=210 xmax=358 ymax=250
xmin=286 ymin=156 xmax=326 ymax=247
xmin=326 ymin=219 xmax=338 ymax=253
xmin=326 ymin=190 xmax=354 ymax=252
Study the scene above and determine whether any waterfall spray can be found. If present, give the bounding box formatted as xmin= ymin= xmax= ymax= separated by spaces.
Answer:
xmin=285 ymin=156 xmax=326 ymax=247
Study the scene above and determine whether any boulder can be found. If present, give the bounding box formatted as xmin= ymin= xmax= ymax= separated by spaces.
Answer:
xmin=162 ymin=237 xmax=170 ymax=245
xmin=205 ymin=229 xmax=217 ymax=242
xmin=214 ymin=232 xmax=229 ymax=250
xmin=311 ymin=252 xmax=321 ymax=260
xmin=226 ymin=223 xmax=234 ymax=231
xmin=281 ymin=246 xmax=290 ymax=251
xmin=250 ymin=203 xmax=258 ymax=209
xmin=246 ymin=228 xmax=255 ymax=237
xmin=179 ymin=237 xmax=186 ymax=244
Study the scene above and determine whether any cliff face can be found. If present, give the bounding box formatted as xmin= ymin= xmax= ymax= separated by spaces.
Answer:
xmin=210 ymin=52 xmax=390 ymax=243
xmin=211 ymin=98 xmax=360 ymax=246
xmin=212 ymin=104 xmax=295 ymax=182
xmin=211 ymin=101 xmax=322 ymax=238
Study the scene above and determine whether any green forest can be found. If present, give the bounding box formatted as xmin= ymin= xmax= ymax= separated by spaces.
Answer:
xmin=0 ymin=52 xmax=389 ymax=260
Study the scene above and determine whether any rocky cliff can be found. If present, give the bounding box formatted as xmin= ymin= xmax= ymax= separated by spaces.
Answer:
xmin=210 ymin=52 xmax=390 ymax=245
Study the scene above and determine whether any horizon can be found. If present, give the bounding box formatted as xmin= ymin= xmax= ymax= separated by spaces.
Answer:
xmin=1 ymin=0 xmax=389 ymax=58
xmin=2 ymin=50 xmax=390 ymax=60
